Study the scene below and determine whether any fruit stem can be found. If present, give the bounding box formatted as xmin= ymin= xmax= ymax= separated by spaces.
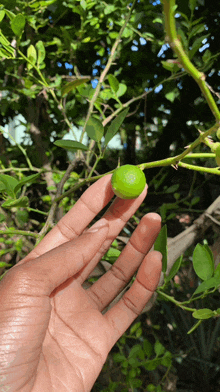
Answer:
xmin=163 ymin=0 xmax=220 ymax=122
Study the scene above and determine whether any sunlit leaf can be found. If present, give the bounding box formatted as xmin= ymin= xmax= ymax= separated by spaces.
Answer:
xmin=116 ymin=83 xmax=127 ymax=97
xmin=0 ymin=10 xmax=5 ymax=23
xmin=27 ymin=44 xmax=37 ymax=69
xmin=36 ymin=40 xmax=46 ymax=65
xmin=108 ymin=74 xmax=119 ymax=93
xmin=2 ymin=196 xmax=29 ymax=208
xmin=192 ymin=308 xmax=215 ymax=320
xmin=0 ymin=175 xmax=18 ymax=198
xmin=85 ymin=117 xmax=104 ymax=142
xmin=11 ymin=14 xmax=25 ymax=36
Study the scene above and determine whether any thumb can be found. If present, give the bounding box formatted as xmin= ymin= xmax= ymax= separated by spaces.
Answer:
xmin=8 ymin=220 xmax=109 ymax=297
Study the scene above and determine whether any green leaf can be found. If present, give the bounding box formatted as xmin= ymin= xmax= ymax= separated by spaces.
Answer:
xmin=144 ymin=358 xmax=161 ymax=371
xmin=85 ymin=117 xmax=104 ymax=143
xmin=113 ymin=353 xmax=126 ymax=363
xmin=214 ymin=263 xmax=220 ymax=279
xmin=2 ymin=196 xmax=29 ymax=208
xmin=27 ymin=44 xmax=37 ymax=69
xmin=11 ymin=14 xmax=25 ymax=37
xmin=0 ymin=175 xmax=18 ymax=198
xmin=104 ymin=4 xmax=115 ymax=14
xmin=36 ymin=40 xmax=45 ymax=66
xmin=192 ymin=276 xmax=220 ymax=296
xmin=0 ymin=213 xmax=5 ymax=222
xmin=0 ymin=181 xmax=6 ymax=192
xmin=177 ymin=28 xmax=188 ymax=51
xmin=189 ymin=0 xmax=197 ymax=11
xmin=165 ymin=184 xmax=179 ymax=193
xmin=0 ymin=262 xmax=12 ymax=268
xmin=0 ymin=48 xmax=12 ymax=58
xmin=154 ymin=225 xmax=167 ymax=273
xmin=100 ymin=88 xmax=113 ymax=100
xmin=166 ymin=255 xmax=183 ymax=283
xmin=14 ymin=173 xmax=41 ymax=195
xmin=165 ymin=88 xmax=179 ymax=102
xmin=16 ymin=210 xmax=29 ymax=226
xmin=203 ymin=244 xmax=215 ymax=265
xmin=161 ymin=351 xmax=172 ymax=368
xmin=192 ymin=308 xmax=215 ymax=320
xmin=4 ymin=9 xmax=16 ymax=21
xmin=116 ymin=83 xmax=127 ymax=98
xmin=108 ymin=74 xmax=119 ymax=93
xmin=153 ymin=17 xmax=163 ymax=24
xmin=29 ymin=0 xmax=57 ymax=8
xmin=191 ymin=196 xmax=200 ymax=205
xmin=80 ymin=0 xmax=87 ymax=10
xmin=161 ymin=61 xmax=179 ymax=73
xmin=202 ymin=49 xmax=211 ymax=63
xmin=0 ymin=10 xmax=5 ymax=23
xmin=0 ymin=32 xmax=11 ymax=47
xmin=143 ymin=339 xmax=153 ymax=358
xmin=82 ymin=36 xmax=91 ymax=43
xmin=189 ymin=34 xmax=209 ymax=59
xmin=188 ymin=23 xmax=206 ymax=40
xmin=61 ymin=78 xmax=90 ymax=96
xmin=102 ymin=247 xmax=121 ymax=264
xmin=130 ymin=322 xmax=141 ymax=335
xmin=192 ymin=243 xmax=215 ymax=281
xmin=128 ymin=344 xmax=144 ymax=360
xmin=54 ymin=140 xmax=89 ymax=152
xmin=104 ymin=108 xmax=129 ymax=147
xmin=154 ymin=340 xmax=165 ymax=356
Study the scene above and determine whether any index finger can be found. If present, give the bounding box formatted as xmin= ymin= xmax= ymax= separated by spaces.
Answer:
xmin=19 ymin=174 xmax=115 ymax=264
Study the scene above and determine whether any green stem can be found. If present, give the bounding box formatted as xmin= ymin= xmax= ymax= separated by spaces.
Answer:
xmin=0 ymin=229 xmax=38 ymax=237
xmin=18 ymin=50 xmax=78 ymax=141
xmin=157 ymin=289 xmax=196 ymax=312
xmin=163 ymin=0 xmax=220 ymax=122
xmin=140 ymin=124 xmax=219 ymax=170
xmin=178 ymin=161 xmax=220 ymax=175
xmin=78 ymin=0 xmax=137 ymax=162
xmin=0 ymin=126 xmax=34 ymax=171
xmin=86 ymin=155 xmax=103 ymax=180
xmin=27 ymin=208 xmax=48 ymax=216
xmin=183 ymin=153 xmax=215 ymax=159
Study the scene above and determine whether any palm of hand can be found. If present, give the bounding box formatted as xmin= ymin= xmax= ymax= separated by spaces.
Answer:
xmin=33 ymin=281 xmax=111 ymax=392
xmin=0 ymin=174 xmax=162 ymax=392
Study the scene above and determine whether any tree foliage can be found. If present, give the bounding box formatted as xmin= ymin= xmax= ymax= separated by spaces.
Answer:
xmin=1 ymin=1 xmax=220 ymax=389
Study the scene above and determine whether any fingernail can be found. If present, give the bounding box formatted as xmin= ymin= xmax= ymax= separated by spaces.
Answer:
xmin=86 ymin=219 xmax=108 ymax=233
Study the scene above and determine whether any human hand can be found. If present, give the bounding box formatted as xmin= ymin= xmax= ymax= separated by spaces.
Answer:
xmin=0 ymin=174 xmax=162 ymax=392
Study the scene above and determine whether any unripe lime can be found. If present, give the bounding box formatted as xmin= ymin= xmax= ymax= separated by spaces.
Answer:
xmin=111 ymin=164 xmax=146 ymax=199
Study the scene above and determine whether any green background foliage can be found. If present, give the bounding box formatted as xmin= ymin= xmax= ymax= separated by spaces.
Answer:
xmin=1 ymin=0 xmax=220 ymax=390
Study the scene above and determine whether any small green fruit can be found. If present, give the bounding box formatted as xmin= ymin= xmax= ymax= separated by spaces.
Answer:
xmin=111 ymin=164 xmax=147 ymax=199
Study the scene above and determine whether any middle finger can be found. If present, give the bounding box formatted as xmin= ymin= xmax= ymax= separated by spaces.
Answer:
xmin=87 ymin=213 xmax=161 ymax=311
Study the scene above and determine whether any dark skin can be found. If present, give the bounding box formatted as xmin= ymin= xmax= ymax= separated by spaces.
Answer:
xmin=0 ymin=173 xmax=162 ymax=392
